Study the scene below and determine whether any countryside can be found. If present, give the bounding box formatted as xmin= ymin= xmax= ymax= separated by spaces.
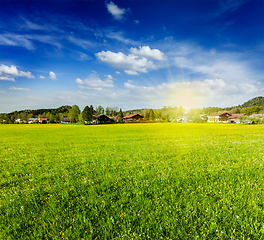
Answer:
xmin=1 ymin=122 xmax=264 ymax=239
xmin=1 ymin=0 xmax=264 ymax=239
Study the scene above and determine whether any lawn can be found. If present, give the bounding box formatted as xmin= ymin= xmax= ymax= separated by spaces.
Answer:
xmin=1 ymin=123 xmax=264 ymax=239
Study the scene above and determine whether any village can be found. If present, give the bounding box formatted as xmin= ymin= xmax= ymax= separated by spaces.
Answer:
xmin=1 ymin=97 xmax=264 ymax=125
xmin=10 ymin=112 xmax=264 ymax=124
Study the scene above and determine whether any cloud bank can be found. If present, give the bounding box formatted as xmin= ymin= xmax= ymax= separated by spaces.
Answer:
xmin=96 ymin=46 xmax=166 ymax=75
xmin=0 ymin=64 xmax=34 ymax=81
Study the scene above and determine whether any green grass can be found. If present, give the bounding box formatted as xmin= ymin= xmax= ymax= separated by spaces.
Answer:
xmin=1 ymin=123 xmax=264 ymax=239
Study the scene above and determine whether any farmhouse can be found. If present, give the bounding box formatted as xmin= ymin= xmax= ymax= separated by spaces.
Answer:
xmin=38 ymin=118 xmax=48 ymax=123
xmin=228 ymin=113 xmax=246 ymax=123
xmin=200 ymin=114 xmax=208 ymax=122
xmin=123 ymin=113 xmax=144 ymax=122
xmin=177 ymin=116 xmax=187 ymax=123
xmin=61 ymin=117 xmax=70 ymax=124
xmin=207 ymin=112 xmax=231 ymax=123
xmin=93 ymin=115 xmax=110 ymax=124
xmin=28 ymin=118 xmax=38 ymax=124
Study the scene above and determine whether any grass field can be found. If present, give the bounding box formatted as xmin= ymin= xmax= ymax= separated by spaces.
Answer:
xmin=1 ymin=123 xmax=264 ymax=239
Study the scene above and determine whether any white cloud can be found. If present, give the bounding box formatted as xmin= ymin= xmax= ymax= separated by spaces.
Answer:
xmin=9 ymin=87 xmax=30 ymax=91
xmin=22 ymin=19 xmax=49 ymax=31
xmin=124 ymin=82 xmax=136 ymax=89
xmin=79 ymin=52 xmax=91 ymax=61
xmin=75 ymin=73 xmax=114 ymax=90
xmin=38 ymin=75 xmax=46 ymax=79
xmin=105 ymin=31 xmax=138 ymax=45
xmin=95 ymin=50 xmax=155 ymax=75
xmin=134 ymin=20 xmax=140 ymax=24
xmin=0 ymin=33 xmax=34 ymax=50
xmin=19 ymin=17 xmax=63 ymax=32
xmin=105 ymin=75 xmax=113 ymax=80
xmin=162 ymin=40 xmax=263 ymax=85
xmin=106 ymin=1 xmax=128 ymax=20
xmin=0 ymin=33 xmax=61 ymax=50
xmin=122 ymin=78 xmax=264 ymax=110
xmin=49 ymin=71 xmax=57 ymax=80
xmin=27 ymin=34 xmax=61 ymax=48
xmin=130 ymin=46 xmax=166 ymax=60
xmin=0 ymin=76 xmax=15 ymax=81
xmin=115 ymin=71 xmax=121 ymax=74
xmin=124 ymin=70 xmax=139 ymax=75
xmin=67 ymin=36 xmax=94 ymax=49
xmin=0 ymin=64 xmax=34 ymax=81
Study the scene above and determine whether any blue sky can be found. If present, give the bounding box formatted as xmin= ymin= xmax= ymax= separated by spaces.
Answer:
xmin=0 ymin=0 xmax=263 ymax=113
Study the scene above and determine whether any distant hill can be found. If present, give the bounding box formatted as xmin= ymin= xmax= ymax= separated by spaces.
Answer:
xmin=224 ymin=96 xmax=264 ymax=111
xmin=10 ymin=105 xmax=71 ymax=116
xmin=239 ymin=96 xmax=264 ymax=108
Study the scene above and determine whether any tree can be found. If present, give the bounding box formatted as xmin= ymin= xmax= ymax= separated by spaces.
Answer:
xmin=112 ymin=110 xmax=117 ymax=116
xmin=96 ymin=106 xmax=104 ymax=115
xmin=149 ymin=109 xmax=155 ymax=121
xmin=187 ymin=109 xmax=202 ymax=123
xmin=49 ymin=114 xmax=55 ymax=123
xmin=89 ymin=105 xmax=95 ymax=116
xmin=178 ymin=106 xmax=185 ymax=117
xmin=155 ymin=110 xmax=162 ymax=119
xmin=105 ymin=107 xmax=111 ymax=116
xmin=144 ymin=109 xmax=150 ymax=121
xmin=82 ymin=106 xmax=90 ymax=123
xmin=118 ymin=108 xmax=124 ymax=122
xmin=54 ymin=113 xmax=60 ymax=122
xmin=78 ymin=112 xmax=83 ymax=124
xmin=69 ymin=105 xmax=80 ymax=123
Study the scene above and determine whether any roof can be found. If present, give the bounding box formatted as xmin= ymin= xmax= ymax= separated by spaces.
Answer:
xmin=61 ymin=117 xmax=70 ymax=121
xmin=29 ymin=118 xmax=38 ymax=121
xmin=208 ymin=113 xmax=221 ymax=117
xmin=94 ymin=114 xmax=110 ymax=119
xmin=123 ymin=113 xmax=143 ymax=119
xmin=208 ymin=112 xmax=231 ymax=117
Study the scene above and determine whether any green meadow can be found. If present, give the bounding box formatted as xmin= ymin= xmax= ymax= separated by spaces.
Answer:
xmin=1 ymin=123 xmax=264 ymax=239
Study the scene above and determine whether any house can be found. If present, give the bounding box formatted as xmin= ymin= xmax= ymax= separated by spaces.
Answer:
xmin=38 ymin=118 xmax=48 ymax=123
xmin=249 ymin=114 xmax=264 ymax=119
xmin=200 ymin=114 xmax=208 ymax=122
xmin=228 ymin=113 xmax=246 ymax=123
xmin=108 ymin=115 xmax=118 ymax=122
xmin=28 ymin=118 xmax=38 ymax=124
xmin=61 ymin=117 xmax=70 ymax=124
xmin=93 ymin=115 xmax=110 ymax=124
xmin=177 ymin=116 xmax=187 ymax=123
xmin=123 ymin=113 xmax=144 ymax=122
xmin=207 ymin=112 xmax=231 ymax=123
xmin=15 ymin=118 xmax=21 ymax=123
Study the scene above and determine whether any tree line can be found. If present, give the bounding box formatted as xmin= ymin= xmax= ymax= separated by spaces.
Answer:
xmin=0 ymin=105 xmax=125 ymax=124
xmin=1 ymin=96 xmax=264 ymax=124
